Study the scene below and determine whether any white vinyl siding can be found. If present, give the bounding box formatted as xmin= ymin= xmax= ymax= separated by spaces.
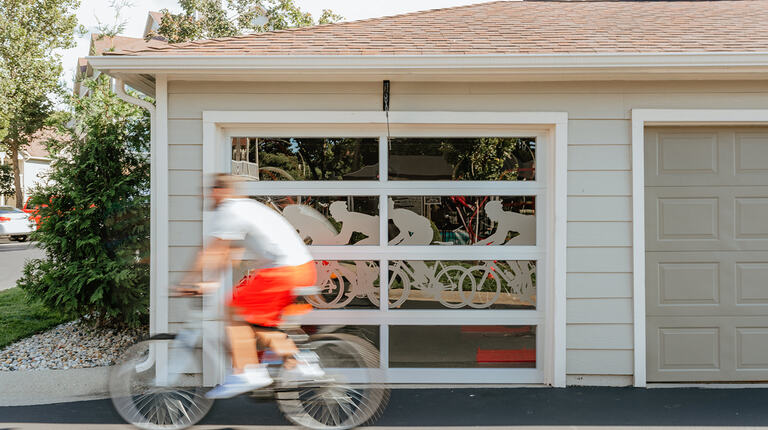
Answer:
xmin=164 ymin=79 xmax=768 ymax=384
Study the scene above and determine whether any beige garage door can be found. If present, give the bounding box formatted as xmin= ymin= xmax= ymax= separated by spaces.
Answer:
xmin=646 ymin=127 xmax=768 ymax=382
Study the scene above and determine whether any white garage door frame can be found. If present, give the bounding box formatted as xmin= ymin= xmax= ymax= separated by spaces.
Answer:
xmin=201 ymin=110 xmax=569 ymax=387
xmin=631 ymin=109 xmax=768 ymax=388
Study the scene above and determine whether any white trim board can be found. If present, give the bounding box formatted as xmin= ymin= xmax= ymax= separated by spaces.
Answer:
xmin=630 ymin=109 xmax=768 ymax=388
xmin=202 ymin=110 xmax=568 ymax=387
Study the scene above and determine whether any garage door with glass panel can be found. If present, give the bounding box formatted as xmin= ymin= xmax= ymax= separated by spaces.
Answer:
xmin=646 ymin=127 xmax=768 ymax=382
xmin=230 ymin=129 xmax=546 ymax=383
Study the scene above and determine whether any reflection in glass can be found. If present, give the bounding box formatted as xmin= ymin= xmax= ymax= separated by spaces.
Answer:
xmin=389 ymin=325 xmax=536 ymax=368
xmin=388 ymin=260 xmax=536 ymax=310
xmin=251 ymin=196 xmax=378 ymax=245
xmin=302 ymin=326 xmax=380 ymax=352
xmin=389 ymin=137 xmax=536 ymax=181
xmin=389 ymin=196 xmax=535 ymax=246
xmin=234 ymin=260 xmax=379 ymax=310
xmin=231 ymin=137 xmax=378 ymax=181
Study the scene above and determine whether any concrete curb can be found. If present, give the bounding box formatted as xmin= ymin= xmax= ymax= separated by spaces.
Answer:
xmin=0 ymin=367 xmax=110 ymax=406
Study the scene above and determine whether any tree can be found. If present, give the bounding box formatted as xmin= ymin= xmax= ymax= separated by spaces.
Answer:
xmin=0 ymin=0 xmax=79 ymax=207
xmin=149 ymin=0 xmax=343 ymax=43
xmin=18 ymin=76 xmax=151 ymax=327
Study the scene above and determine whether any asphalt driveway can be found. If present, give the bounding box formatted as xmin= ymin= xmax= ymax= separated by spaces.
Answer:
xmin=1 ymin=387 xmax=768 ymax=428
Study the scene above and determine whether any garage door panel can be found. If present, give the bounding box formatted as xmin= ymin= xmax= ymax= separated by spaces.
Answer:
xmin=646 ymin=251 xmax=768 ymax=316
xmin=646 ymin=128 xmax=768 ymax=187
xmin=647 ymin=317 xmax=768 ymax=382
xmin=734 ymin=132 xmax=768 ymax=176
xmin=646 ymin=187 xmax=768 ymax=252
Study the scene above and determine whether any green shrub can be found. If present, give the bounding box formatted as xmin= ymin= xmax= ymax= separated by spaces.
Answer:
xmin=18 ymin=76 xmax=150 ymax=328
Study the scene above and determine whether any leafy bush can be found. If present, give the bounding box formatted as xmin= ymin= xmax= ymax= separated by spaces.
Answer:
xmin=18 ymin=76 xmax=150 ymax=327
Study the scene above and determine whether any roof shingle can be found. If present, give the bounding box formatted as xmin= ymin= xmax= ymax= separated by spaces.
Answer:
xmin=117 ymin=0 xmax=768 ymax=56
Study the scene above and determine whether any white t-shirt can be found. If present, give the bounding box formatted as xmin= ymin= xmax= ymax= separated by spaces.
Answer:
xmin=210 ymin=198 xmax=313 ymax=268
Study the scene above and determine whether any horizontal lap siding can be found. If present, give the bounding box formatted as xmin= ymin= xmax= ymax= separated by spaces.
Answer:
xmin=566 ymin=118 xmax=633 ymax=381
xmin=163 ymin=80 xmax=768 ymax=380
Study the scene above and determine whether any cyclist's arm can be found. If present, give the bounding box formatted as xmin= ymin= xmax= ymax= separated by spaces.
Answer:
xmin=177 ymin=238 xmax=233 ymax=290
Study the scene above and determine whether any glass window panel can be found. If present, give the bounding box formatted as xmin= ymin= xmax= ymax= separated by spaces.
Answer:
xmin=234 ymin=260 xmax=379 ymax=310
xmin=389 ymin=196 xmax=535 ymax=246
xmin=301 ymin=325 xmax=380 ymax=351
xmin=389 ymin=325 xmax=536 ymax=368
xmin=231 ymin=137 xmax=379 ymax=181
xmin=388 ymin=260 xmax=536 ymax=310
xmin=388 ymin=137 xmax=536 ymax=181
xmin=251 ymin=196 xmax=379 ymax=245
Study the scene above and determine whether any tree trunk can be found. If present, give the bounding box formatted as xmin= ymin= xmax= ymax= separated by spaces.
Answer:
xmin=10 ymin=144 xmax=23 ymax=209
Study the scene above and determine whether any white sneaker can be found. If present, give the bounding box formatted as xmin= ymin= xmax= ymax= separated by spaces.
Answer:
xmin=283 ymin=352 xmax=326 ymax=381
xmin=205 ymin=365 xmax=273 ymax=399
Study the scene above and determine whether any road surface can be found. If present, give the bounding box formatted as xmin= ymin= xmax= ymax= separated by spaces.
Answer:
xmin=0 ymin=239 xmax=43 ymax=291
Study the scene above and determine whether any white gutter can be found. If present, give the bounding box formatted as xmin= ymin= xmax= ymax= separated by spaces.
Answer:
xmin=114 ymin=79 xmax=160 ymax=339
xmin=88 ymin=52 xmax=768 ymax=73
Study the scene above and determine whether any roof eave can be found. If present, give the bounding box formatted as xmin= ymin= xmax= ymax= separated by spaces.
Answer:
xmin=88 ymin=52 xmax=768 ymax=88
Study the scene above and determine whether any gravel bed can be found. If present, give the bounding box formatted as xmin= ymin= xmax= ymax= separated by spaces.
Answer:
xmin=0 ymin=320 xmax=147 ymax=371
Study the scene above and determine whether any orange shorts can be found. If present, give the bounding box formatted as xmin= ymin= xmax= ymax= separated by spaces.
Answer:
xmin=230 ymin=261 xmax=316 ymax=327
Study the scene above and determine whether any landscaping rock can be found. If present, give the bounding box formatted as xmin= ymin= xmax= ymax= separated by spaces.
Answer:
xmin=0 ymin=320 xmax=147 ymax=371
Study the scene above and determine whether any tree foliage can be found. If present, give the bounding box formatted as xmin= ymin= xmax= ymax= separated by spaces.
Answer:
xmin=19 ymin=76 xmax=151 ymax=328
xmin=149 ymin=0 xmax=343 ymax=43
xmin=0 ymin=163 xmax=13 ymax=198
xmin=0 ymin=0 xmax=79 ymax=207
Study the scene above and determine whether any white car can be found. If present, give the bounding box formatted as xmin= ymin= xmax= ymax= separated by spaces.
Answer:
xmin=0 ymin=206 xmax=33 ymax=242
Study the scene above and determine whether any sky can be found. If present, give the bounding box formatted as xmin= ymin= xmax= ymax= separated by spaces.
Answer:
xmin=60 ymin=0 xmax=501 ymax=89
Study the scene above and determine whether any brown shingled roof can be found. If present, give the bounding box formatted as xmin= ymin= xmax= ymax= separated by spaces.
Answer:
xmin=25 ymin=128 xmax=66 ymax=159
xmin=118 ymin=0 xmax=768 ymax=56
xmin=91 ymin=33 xmax=167 ymax=56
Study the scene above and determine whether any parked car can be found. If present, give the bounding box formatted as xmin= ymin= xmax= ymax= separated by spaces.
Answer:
xmin=0 ymin=206 xmax=33 ymax=241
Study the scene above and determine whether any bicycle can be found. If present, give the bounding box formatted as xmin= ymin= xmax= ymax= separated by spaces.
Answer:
xmin=109 ymin=283 xmax=389 ymax=430
xmin=387 ymin=260 xmax=478 ymax=309
xmin=311 ymin=261 xmax=380 ymax=309
xmin=461 ymin=260 xmax=537 ymax=308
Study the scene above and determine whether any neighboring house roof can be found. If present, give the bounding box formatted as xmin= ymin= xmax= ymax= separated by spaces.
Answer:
xmin=116 ymin=0 xmax=768 ymax=56
xmin=23 ymin=128 xmax=63 ymax=160
xmin=144 ymin=11 xmax=167 ymax=41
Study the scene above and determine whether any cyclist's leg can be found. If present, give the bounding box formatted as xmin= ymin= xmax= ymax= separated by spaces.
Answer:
xmin=227 ymin=323 xmax=259 ymax=373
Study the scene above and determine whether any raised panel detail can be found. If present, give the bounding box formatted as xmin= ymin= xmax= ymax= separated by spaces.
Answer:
xmin=735 ymin=263 xmax=768 ymax=304
xmin=735 ymin=198 xmax=768 ymax=239
xmin=657 ymin=133 xmax=717 ymax=175
xmin=659 ymin=328 xmax=719 ymax=370
xmin=658 ymin=198 xmax=718 ymax=240
xmin=735 ymin=133 xmax=768 ymax=174
xmin=736 ymin=328 xmax=768 ymax=369
xmin=658 ymin=263 xmax=719 ymax=304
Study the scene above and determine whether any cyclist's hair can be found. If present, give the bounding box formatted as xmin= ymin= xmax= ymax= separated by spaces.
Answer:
xmin=211 ymin=173 xmax=244 ymax=191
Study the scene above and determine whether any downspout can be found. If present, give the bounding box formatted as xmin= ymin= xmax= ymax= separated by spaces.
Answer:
xmin=114 ymin=78 xmax=158 ymax=343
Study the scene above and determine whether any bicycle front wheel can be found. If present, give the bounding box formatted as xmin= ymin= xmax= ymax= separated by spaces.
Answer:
xmin=277 ymin=333 xmax=389 ymax=429
xmin=109 ymin=338 xmax=213 ymax=430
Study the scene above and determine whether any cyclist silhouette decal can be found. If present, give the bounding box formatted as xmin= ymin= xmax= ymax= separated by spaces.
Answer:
xmin=475 ymin=200 xmax=535 ymax=246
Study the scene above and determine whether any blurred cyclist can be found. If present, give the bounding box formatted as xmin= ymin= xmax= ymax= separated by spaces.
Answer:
xmin=179 ymin=173 xmax=322 ymax=399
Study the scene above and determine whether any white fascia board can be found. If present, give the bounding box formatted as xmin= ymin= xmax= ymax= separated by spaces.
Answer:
xmin=87 ymin=52 xmax=768 ymax=79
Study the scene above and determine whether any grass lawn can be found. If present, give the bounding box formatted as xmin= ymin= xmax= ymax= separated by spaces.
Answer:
xmin=0 ymin=287 xmax=69 ymax=348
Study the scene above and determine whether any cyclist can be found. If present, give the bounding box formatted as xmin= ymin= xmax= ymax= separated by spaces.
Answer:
xmin=179 ymin=173 xmax=323 ymax=399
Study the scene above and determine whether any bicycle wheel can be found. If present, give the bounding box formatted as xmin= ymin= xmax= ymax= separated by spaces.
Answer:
xmin=110 ymin=338 xmax=213 ymax=430
xmin=308 ymin=265 xmax=347 ymax=309
xmin=435 ymin=265 xmax=476 ymax=309
xmin=463 ymin=265 xmax=502 ymax=309
xmin=277 ymin=333 xmax=389 ymax=429
xmin=387 ymin=266 xmax=410 ymax=308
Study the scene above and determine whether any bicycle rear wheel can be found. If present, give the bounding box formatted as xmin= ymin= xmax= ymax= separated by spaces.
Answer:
xmin=277 ymin=333 xmax=389 ymax=429
xmin=110 ymin=338 xmax=213 ymax=430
